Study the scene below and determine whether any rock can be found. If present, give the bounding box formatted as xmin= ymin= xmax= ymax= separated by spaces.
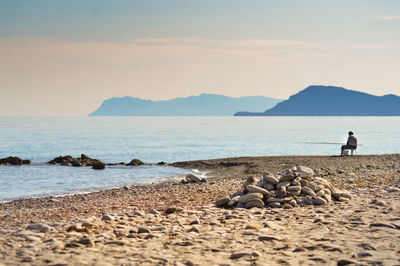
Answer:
xmin=230 ymin=252 xmax=252 ymax=259
xmin=231 ymin=191 xmax=244 ymax=198
xmin=263 ymin=182 xmax=275 ymax=191
xmin=137 ymin=227 xmax=151 ymax=234
xmin=357 ymin=251 xmax=372 ymax=258
xmin=80 ymin=154 xmax=92 ymax=160
xmin=215 ymin=197 xmax=230 ymax=207
xmin=228 ymin=195 xmax=240 ymax=207
xmin=101 ymin=215 xmax=113 ymax=221
xmin=105 ymin=240 xmax=127 ymax=246
xmin=187 ymin=227 xmax=200 ymax=233
xmin=157 ymin=161 xmax=167 ymax=165
xmin=386 ymin=187 xmax=400 ymax=192
xmin=287 ymin=185 xmax=301 ymax=192
xmin=186 ymin=174 xmax=201 ymax=183
xmin=337 ymin=259 xmax=356 ymax=266
xmin=26 ymin=224 xmax=50 ymax=233
xmin=282 ymin=203 xmax=294 ymax=209
xmin=266 ymin=197 xmax=284 ymax=203
xmin=305 ymin=181 xmax=319 ymax=191
xmin=298 ymin=196 xmax=314 ymax=206
xmin=301 ymin=187 xmax=317 ymax=197
xmin=313 ymin=197 xmax=327 ymax=205
xmin=0 ymin=156 xmax=30 ymax=166
xmin=332 ymin=190 xmax=352 ymax=200
xmin=238 ymin=193 xmax=263 ymax=204
xmin=314 ymin=177 xmax=334 ymax=193
xmin=127 ymin=159 xmax=144 ymax=166
xmin=268 ymin=202 xmax=281 ymax=208
xmin=76 ymin=237 xmax=94 ymax=247
xmin=273 ymin=190 xmax=286 ymax=198
xmin=245 ymin=223 xmax=261 ymax=229
xmin=243 ymin=176 xmax=259 ymax=189
xmin=255 ymin=180 xmax=266 ymax=187
xmin=92 ymin=162 xmax=105 ymax=170
xmin=291 ymin=177 xmax=302 ymax=186
xmin=287 ymin=190 xmax=301 ymax=197
xmin=262 ymin=172 xmax=279 ymax=185
xmin=287 ymin=199 xmax=298 ymax=208
xmin=246 ymin=185 xmax=270 ymax=196
xmin=276 ymin=181 xmax=291 ymax=190
xmin=165 ymin=207 xmax=178 ymax=214
xmin=293 ymin=165 xmax=314 ymax=178
xmin=280 ymin=173 xmax=295 ymax=182
xmin=369 ymin=223 xmax=396 ymax=229
xmin=258 ymin=235 xmax=282 ymax=241
xmin=245 ymin=198 xmax=264 ymax=209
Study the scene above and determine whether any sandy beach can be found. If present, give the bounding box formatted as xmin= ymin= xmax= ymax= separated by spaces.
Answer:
xmin=1 ymin=154 xmax=400 ymax=265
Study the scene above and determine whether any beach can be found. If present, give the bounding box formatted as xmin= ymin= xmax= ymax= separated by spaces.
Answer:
xmin=1 ymin=154 xmax=400 ymax=265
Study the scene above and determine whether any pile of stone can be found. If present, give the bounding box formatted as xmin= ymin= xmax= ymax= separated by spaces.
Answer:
xmin=181 ymin=174 xmax=207 ymax=184
xmin=216 ymin=165 xmax=352 ymax=209
xmin=0 ymin=156 xmax=31 ymax=166
xmin=48 ymin=154 xmax=106 ymax=170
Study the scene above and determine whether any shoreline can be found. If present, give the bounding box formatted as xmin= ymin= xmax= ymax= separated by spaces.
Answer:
xmin=1 ymin=154 xmax=400 ymax=265
xmin=1 ymin=154 xmax=399 ymax=228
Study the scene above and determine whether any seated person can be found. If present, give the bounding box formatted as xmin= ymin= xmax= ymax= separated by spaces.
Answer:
xmin=341 ymin=131 xmax=357 ymax=155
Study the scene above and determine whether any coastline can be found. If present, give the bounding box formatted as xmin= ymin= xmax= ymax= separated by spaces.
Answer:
xmin=1 ymin=154 xmax=400 ymax=265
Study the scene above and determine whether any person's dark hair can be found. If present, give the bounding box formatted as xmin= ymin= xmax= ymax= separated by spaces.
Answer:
xmin=348 ymin=131 xmax=354 ymax=135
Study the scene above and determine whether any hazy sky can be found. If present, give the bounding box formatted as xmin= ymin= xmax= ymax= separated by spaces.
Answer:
xmin=1 ymin=0 xmax=399 ymax=115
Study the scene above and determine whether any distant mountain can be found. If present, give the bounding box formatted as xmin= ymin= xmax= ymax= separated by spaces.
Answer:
xmin=89 ymin=94 xmax=282 ymax=116
xmin=235 ymin=85 xmax=400 ymax=116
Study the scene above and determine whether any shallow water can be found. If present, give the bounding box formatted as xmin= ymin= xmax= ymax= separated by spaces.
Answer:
xmin=1 ymin=116 xmax=399 ymax=200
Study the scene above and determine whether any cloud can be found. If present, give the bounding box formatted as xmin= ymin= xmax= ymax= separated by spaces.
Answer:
xmin=348 ymin=43 xmax=393 ymax=49
xmin=374 ymin=15 xmax=400 ymax=21
xmin=0 ymin=37 xmax=323 ymax=66
xmin=133 ymin=38 xmax=320 ymax=49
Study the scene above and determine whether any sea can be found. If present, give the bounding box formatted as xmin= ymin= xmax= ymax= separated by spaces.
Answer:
xmin=1 ymin=116 xmax=399 ymax=201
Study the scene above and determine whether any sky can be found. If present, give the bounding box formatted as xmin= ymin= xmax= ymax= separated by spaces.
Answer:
xmin=0 ymin=0 xmax=400 ymax=116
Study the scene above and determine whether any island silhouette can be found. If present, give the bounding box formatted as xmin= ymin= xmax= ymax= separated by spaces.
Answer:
xmin=235 ymin=85 xmax=400 ymax=116
xmin=89 ymin=93 xmax=281 ymax=116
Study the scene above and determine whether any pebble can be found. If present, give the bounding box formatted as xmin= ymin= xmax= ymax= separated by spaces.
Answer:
xmin=186 ymin=174 xmax=201 ymax=183
xmin=357 ymin=251 xmax=373 ymax=258
xmin=105 ymin=240 xmax=127 ymax=246
xmin=230 ymin=252 xmax=252 ymax=259
xmin=369 ymin=223 xmax=395 ymax=229
xmin=25 ymin=224 xmax=50 ymax=233
xmin=238 ymin=193 xmax=263 ymax=204
xmin=313 ymin=197 xmax=327 ymax=205
xmin=215 ymin=197 xmax=230 ymax=207
xmin=75 ymin=237 xmax=95 ymax=247
xmin=137 ymin=227 xmax=151 ymax=234
xmin=101 ymin=215 xmax=113 ymax=221
xmin=246 ymin=185 xmax=270 ymax=196
xmin=228 ymin=195 xmax=240 ymax=207
xmin=245 ymin=223 xmax=261 ymax=229
xmin=287 ymin=185 xmax=301 ymax=191
xmin=245 ymin=198 xmax=264 ymax=209
xmin=268 ymin=202 xmax=281 ymax=208
xmin=333 ymin=190 xmax=352 ymax=200
xmin=263 ymin=174 xmax=279 ymax=185
xmin=301 ymin=187 xmax=316 ymax=197
xmin=258 ymin=235 xmax=282 ymax=241
xmin=277 ymin=181 xmax=291 ymax=190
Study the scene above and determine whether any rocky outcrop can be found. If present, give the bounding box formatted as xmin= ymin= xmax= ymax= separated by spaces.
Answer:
xmin=181 ymin=174 xmax=207 ymax=184
xmin=0 ymin=156 xmax=31 ymax=166
xmin=126 ymin=159 xmax=144 ymax=166
xmin=216 ymin=165 xmax=351 ymax=209
xmin=48 ymin=154 xmax=105 ymax=170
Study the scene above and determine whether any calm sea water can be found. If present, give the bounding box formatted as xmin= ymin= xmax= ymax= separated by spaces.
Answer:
xmin=1 ymin=116 xmax=399 ymax=200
